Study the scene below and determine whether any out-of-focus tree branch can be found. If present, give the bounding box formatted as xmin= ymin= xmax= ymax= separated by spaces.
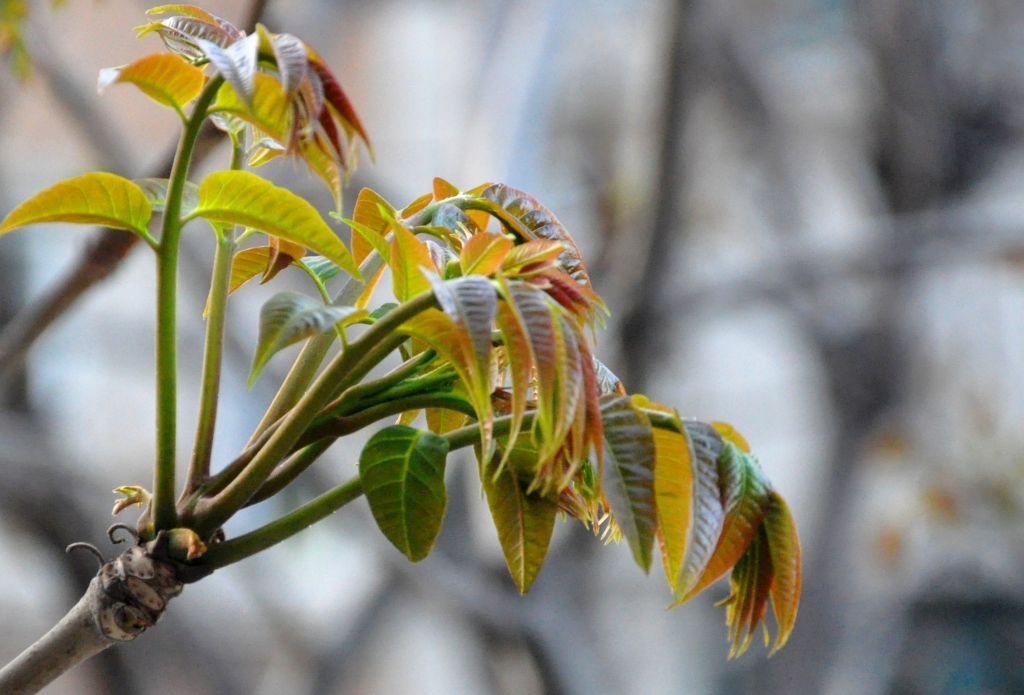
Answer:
xmin=0 ymin=0 xmax=271 ymax=386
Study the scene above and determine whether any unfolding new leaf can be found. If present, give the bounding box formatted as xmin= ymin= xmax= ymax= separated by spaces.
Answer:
xmin=98 ymin=52 xmax=205 ymax=116
xmin=264 ymin=27 xmax=307 ymax=95
xmin=213 ymin=72 xmax=292 ymax=142
xmin=600 ymin=395 xmax=657 ymax=572
xmin=483 ymin=455 xmax=558 ymax=593
xmin=401 ymin=192 xmax=432 ymax=218
xmin=478 ymin=183 xmax=590 ymax=285
xmin=433 ymin=176 xmax=459 ymax=200
xmin=307 ymin=49 xmax=371 ymax=152
xmin=0 ymin=173 xmax=152 ymax=239
xmin=299 ymin=255 xmax=341 ymax=286
xmin=674 ymin=422 xmax=726 ymax=597
xmin=191 ymin=171 xmax=359 ymax=278
xmin=678 ymin=442 xmax=770 ymax=601
xmin=494 ymin=281 xmax=533 ymax=471
xmin=461 ymin=232 xmax=512 ymax=277
xmin=195 ymin=33 xmax=259 ymax=106
xmin=351 ymin=187 xmax=395 ymax=264
xmin=249 ymin=291 xmax=364 ymax=386
xmin=359 ymin=425 xmax=450 ymax=561
xmin=389 ymin=222 xmax=435 ymax=302
xmin=135 ymin=178 xmax=199 ymax=216
xmin=501 ymin=239 xmax=565 ymax=275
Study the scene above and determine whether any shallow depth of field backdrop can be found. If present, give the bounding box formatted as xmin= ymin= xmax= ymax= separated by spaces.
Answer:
xmin=1 ymin=1 xmax=1023 ymax=694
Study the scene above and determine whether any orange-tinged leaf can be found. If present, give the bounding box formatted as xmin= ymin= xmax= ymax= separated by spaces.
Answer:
xmin=679 ymin=442 xmax=770 ymax=601
xmin=264 ymin=235 xmax=306 ymax=283
xmin=763 ymin=490 xmax=801 ymax=654
xmin=228 ymin=246 xmax=272 ymax=294
xmin=502 ymin=239 xmax=565 ymax=274
xmin=651 ymin=423 xmax=692 ymax=589
xmin=433 ymin=176 xmax=459 ymax=200
xmin=389 ymin=223 xmax=435 ymax=302
xmin=600 ymin=395 xmax=657 ymax=572
xmin=479 ymin=183 xmax=590 ymax=285
xmin=0 ymin=172 xmax=152 ymax=239
xmin=461 ymin=232 xmax=512 ymax=277
xmin=351 ymin=188 xmax=394 ymax=264
xmin=147 ymin=4 xmax=221 ymax=23
xmin=401 ymin=192 xmax=433 ymax=218
xmin=296 ymin=129 xmax=345 ymax=212
xmin=98 ymin=53 xmax=205 ymax=116
xmin=307 ymin=49 xmax=372 ymax=153
xmin=504 ymin=283 xmax=559 ymax=452
xmin=483 ymin=454 xmax=558 ymax=594
xmin=712 ymin=421 xmax=751 ymax=452
xmin=192 ymin=171 xmax=359 ymax=279
xmin=495 ymin=280 xmax=533 ymax=472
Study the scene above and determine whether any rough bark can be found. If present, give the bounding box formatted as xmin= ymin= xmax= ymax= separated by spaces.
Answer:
xmin=0 ymin=539 xmax=191 ymax=694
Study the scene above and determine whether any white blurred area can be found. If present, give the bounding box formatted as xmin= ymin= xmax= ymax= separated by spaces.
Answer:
xmin=1 ymin=1 xmax=1023 ymax=694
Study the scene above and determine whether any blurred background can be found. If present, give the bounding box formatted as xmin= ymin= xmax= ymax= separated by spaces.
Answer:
xmin=1 ymin=0 xmax=1023 ymax=693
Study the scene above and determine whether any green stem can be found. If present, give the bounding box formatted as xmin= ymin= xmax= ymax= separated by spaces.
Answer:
xmin=244 ymin=196 xmax=469 ymax=446
xmin=199 ymin=476 xmax=364 ymax=568
xmin=195 ymin=291 xmax=437 ymax=535
xmin=199 ymin=406 xmax=529 ymax=569
xmin=245 ymin=252 xmax=385 ymax=446
xmin=183 ymin=232 xmax=235 ymax=497
xmin=152 ymin=75 xmax=224 ymax=532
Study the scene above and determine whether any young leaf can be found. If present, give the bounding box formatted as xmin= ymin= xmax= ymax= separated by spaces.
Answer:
xmin=600 ymin=395 xmax=657 ymax=572
xmin=135 ymin=178 xmax=199 ymax=216
xmin=265 ymin=28 xmax=308 ymax=95
xmin=678 ymin=442 xmax=770 ymax=601
xmin=249 ymin=292 xmax=364 ymax=386
xmin=0 ymin=173 xmax=152 ymax=239
xmin=195 ymin=33 xmax=259 ymax=106
xmin=351 ymin=187 xmax=395 ymax=264
xmin=228 ymin=246 xmax=272 ymax=293
xmin=763 ymin=490 xmax=801 ymax=654
xmin=213 ymin=72 xmax=292 ymax=143
xmin=461 ymin=231 xmax=512 ymax=277
xmin=482 ymin=455 xmax=558 ymax=593
xmin=192 ymin=171 xmax=360 ymax=278
xmin=650 ymin=420 xmax=692 ymax=589
xmin=501 ymin=239 xmax=565 ymax=275
xmin=139 ymin=12 xmax=242 ymax=62
xmin=389 ymin=222 xmax=435 ymax=302
xmin=478 ymin=183 xmax=590 ymax=285
xmin=359 ymin=425 xmax=450 ymax=562
xmin=307 ymin=48 xmax=372 ymax=153
xmin=433 ymin=176 xmax=459 ymax=200
xmin=674 ymin=422 xmax=726 ymax=599
xmin=98 ymin=53 xmax=205 ymax=117
xmin=494 ymin=284 xmax=533 ymax=471
xmin=299 ymin=255 xmax=341 ymax=286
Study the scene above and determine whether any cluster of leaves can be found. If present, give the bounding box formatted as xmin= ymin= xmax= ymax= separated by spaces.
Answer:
xmin=0 ymin=4 xmax=801 ymax=657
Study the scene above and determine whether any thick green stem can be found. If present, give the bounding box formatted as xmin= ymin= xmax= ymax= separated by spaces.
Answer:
xmin=183 ymin=233 xmax=235 ymax=497
xmin=195 ymin=291 xmax=437 ymax=534
xmin=200 ymin=476 xmax=365 ymax=568
xmin=153 ymin=76 xmax=224 ymax=531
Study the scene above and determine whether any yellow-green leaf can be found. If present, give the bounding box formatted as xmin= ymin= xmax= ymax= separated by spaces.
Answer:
xmin=651 ymin=423 xmax=692 ymax=590
xmin=0 ymin=172 xmax=152 ymax=239
xmin=483 ymin=454 xmax=558 ymax=593
xmin=389 ymin=222 xmax=435 ymax=302
xmin=98 ymin=52 xmax=205 ymax=116
xmin=212 ymin=72 xmax=292 ymax=142
xmin=351 ymin=187 xmax=394 ymax=264
xmin=191 ymin=171 xmax=359 ymax=279
xmin=461 ymin=231 xmax=512 ymax=276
